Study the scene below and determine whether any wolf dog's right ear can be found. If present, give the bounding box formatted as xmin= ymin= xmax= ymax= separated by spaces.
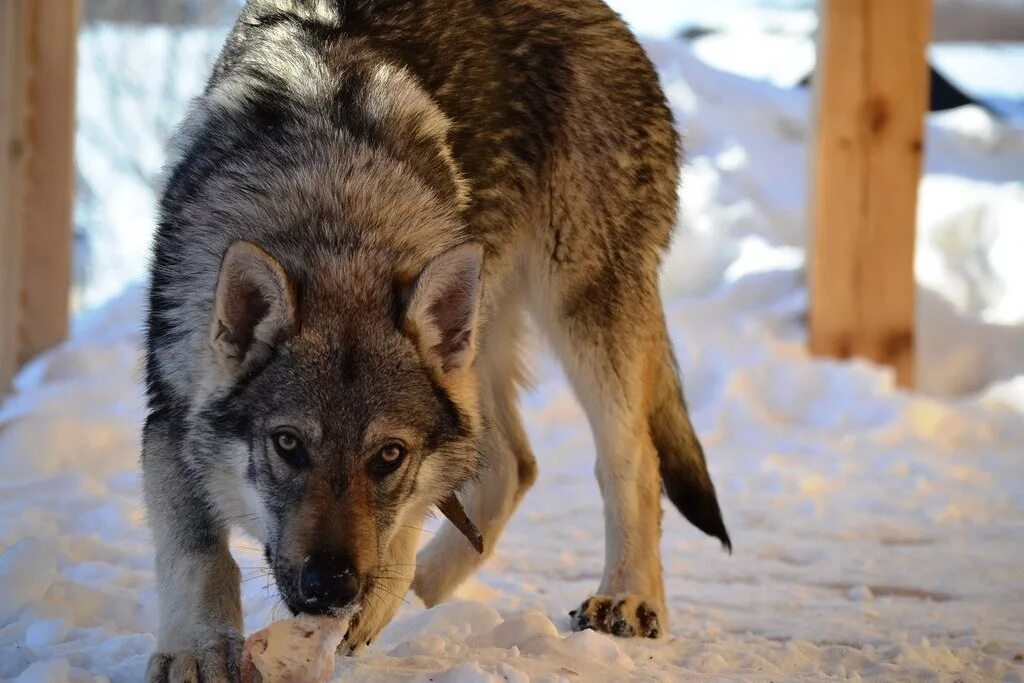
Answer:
xmin=210 ymin=240 xmax=298 ymax=376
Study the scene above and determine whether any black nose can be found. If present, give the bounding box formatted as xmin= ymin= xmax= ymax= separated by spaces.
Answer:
xmin=299 ymin=554 xmax=360 ymax=609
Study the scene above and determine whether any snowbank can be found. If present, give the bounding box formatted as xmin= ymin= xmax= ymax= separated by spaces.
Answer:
xmin=1 ymin=259 xmax=1022 ymax=680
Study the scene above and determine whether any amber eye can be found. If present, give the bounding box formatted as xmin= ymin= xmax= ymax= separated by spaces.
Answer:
xmin=373 ymin=443 xmax=406 ymax=475
xmin=271 ymin=431 xmax=308 ymax=468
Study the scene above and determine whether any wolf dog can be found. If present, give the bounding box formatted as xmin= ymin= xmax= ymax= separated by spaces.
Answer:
xmin=142 ymin=1 xmax=730 ymax=679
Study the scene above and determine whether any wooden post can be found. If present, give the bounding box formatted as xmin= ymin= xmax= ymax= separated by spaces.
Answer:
xmin=808 ymin=0 xmax=932 ymax=387
xmin=0 ymin=0 xmax=79 ymax=393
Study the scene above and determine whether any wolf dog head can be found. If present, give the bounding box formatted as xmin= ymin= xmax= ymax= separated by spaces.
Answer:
xmin=197 ymin=237 xmax=483 ymax=616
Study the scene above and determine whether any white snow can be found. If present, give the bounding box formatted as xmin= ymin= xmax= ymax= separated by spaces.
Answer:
xmin=3 ymin=265 xmax=1023 ymax=681
xmin=4 ymin=15 xmax=1024 ymax=683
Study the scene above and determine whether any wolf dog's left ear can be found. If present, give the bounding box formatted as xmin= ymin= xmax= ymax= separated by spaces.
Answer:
xmin=210 ymin=240 xmax=298 ymax=376
xmin=404 ymin=242 xmax=484 ymax=374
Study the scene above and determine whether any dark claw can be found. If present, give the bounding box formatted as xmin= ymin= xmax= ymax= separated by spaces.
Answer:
xmin=609 ymin=602 xmax=633 ymax=637
xmin=593 ymin=600 xmax=611 ymax=629
xmin=636 ymin=602 xmax=660 ymax=638
xmin=572 ymin=608 xmax=593 ymax=631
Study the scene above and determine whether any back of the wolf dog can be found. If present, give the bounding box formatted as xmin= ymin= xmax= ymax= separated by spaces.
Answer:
xmin=144 ymin=0 xmax=729 ymax=679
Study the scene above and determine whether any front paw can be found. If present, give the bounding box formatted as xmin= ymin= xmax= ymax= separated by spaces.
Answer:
xmin=338 ymin=594 xmax=401 ymax=656
xmin=569 ymin=594 xmax=663 ymax=639
xmin=146 ymin=633 xmax=243 ymax=683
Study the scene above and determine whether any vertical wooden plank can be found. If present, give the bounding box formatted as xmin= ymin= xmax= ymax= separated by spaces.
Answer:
xmin=809 ymin=0 xmax=932 ymax=387
xmin=0 ymin=0 xmax=79 ymax=393
xmin=0 ymin=0 xmax=29 ymax=394
xmin=20 ymin=0 xmax=80 ymax=367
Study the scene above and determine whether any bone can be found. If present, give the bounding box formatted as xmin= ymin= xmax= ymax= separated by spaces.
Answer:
xmin=240 ymin=614 xmax=350 ymax=683
xmin=438 ymin=493 xmax=484 ymax=554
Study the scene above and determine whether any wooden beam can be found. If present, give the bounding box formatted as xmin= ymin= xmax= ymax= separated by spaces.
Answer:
xmin=0 ymin=0 xmax=28 ymax=394
xmin=808 ymin=0 xmax=932 ymax=387
xmin=0 ymin=0 xmax=79 ymax=393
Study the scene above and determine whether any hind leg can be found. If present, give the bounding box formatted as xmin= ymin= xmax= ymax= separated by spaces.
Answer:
xmin=529 ymin=258 xmax=668 ymax=638
xmin=414 ymin=300 xmax=537 ymax=606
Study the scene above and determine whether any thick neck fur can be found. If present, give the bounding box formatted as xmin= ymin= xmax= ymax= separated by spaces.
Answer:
xmin=209 ymin=1 xmax=467 ymax=209
xmin=150 ymin=3 xmax=471 ymax=405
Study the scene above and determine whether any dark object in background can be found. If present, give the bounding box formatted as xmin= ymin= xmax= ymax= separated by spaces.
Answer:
xmin=678 ymin=24 xmax=982 ymax=115
xmin=799 ymin=63 xmax=978 ymax=113
xmin=680 ymin=25 xmax=719 ymax=42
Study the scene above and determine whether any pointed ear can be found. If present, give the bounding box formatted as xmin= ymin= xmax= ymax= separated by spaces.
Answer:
xmin=404 ymin=242 xmax=484 ymax=373
xmin=210 ymin=240 xmax=297 ymax=375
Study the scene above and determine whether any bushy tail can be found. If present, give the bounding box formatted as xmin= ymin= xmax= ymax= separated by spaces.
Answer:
xmin=649 ymin=324 xmax=732 ymax=552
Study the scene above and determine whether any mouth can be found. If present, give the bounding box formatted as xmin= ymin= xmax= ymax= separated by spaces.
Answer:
xmin=290 ymin=596 xmax=362 ymax=619
xmin=317 ymin=600 xmax=362 ymax=619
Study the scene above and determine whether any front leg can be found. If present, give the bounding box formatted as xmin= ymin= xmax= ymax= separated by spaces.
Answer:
xmin=146 ymin=547 xmax=244 ymax=682
xmin=143 ymin=416 xmax=243 ymax=682
xmin=340 ymin=523 xmax=419 ymax=655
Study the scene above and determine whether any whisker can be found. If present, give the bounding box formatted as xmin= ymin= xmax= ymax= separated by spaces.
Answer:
xmin=374 ymin=574 xmax=417 ymax=581
xmin=370 ymin=577 xmax=421 ymax=589
xmin=368 ymin=584 xmax=412 ymax=607
xmin=270 ymin=597 xmax=288 ymax=621
xmin=366 ymin=589 xmax=409 ymax=610
xmin=242 ymin=574 xmax=274 ymax=584
xmin=231 ymin=546 xmax=265 ymax=554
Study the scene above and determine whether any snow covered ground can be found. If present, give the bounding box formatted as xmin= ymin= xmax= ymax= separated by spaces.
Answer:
xmin=3 ymin=258 xmax=1023 ymax=681
xmin=2 ymin=20 xmax=1023 ymax=683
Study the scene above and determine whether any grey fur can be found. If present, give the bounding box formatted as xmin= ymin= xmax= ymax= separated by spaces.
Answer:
xmin=143 ymin=1 xmax=730 ymax=678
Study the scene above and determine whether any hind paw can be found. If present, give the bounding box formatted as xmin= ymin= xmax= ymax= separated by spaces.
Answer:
xmin=569 ymin=594 xmax=663 ymax=639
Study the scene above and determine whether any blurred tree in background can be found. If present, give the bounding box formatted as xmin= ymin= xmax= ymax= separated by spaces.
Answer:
xmin=83 ymin=0 xmax=240 ymax=26
xmin=73 ymin=0 xmax=240 ymax=309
